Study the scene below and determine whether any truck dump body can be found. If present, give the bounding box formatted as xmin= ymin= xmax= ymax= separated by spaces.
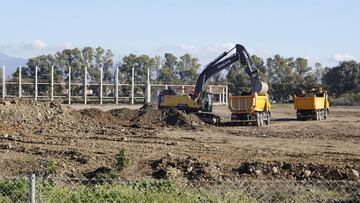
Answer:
xmin=229 ymin=94 xmax=269 ymax=114
xmin=294 ymin=96 xmax=329 ymax=110
xmin=294 ymin=93 xmax=330 ymax=121
xmin=229 ymin=93 xmax=271 ymax=126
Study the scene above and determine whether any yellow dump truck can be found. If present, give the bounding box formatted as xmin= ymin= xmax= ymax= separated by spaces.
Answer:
xmin=229 ymin=93 xmax=271 ymax=126
xmin=294 ymin=92 xmax=329 ymax=120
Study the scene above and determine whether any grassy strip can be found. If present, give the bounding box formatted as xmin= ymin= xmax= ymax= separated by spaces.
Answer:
xmin=0 ymin=178 xmax=359 ymax=203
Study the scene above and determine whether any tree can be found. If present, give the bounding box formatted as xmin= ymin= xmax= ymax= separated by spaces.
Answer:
xmin=314 ymin=62 xmax=324 ymax=85
xmin=226 ymin=62 xmax=252 ymax=95
xmin=158 ymin=53 xmax=178 ymax=84
xmin=323 ymin=61 xmax=360 ymax=95
xmin=119 ymin=54 xmax=155 ymax=97
xmin=176 ymin=53 xmax=200 ymax=84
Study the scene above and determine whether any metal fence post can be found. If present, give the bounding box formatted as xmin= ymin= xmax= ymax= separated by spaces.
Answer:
xmin=51 ymin=66 xmax=54 ymax=101
xmin=29 ymin=174 xmax=35 ymax=203
xmin=115 ymin=65 xmax=119 ymax=105
xmin=100 ymin=66 xmax=103 ymax=105
xmin=146 ymin=67 xmax=151 ymax=103
xmin=2 ymin=65 xmax=5 ymax=99
xmin=131 ymin=66 xmax=134 ymax=105
xmin=19 ymin=66 xmax=22 ymax=98
xmin=68 ymin=66 xmax=71 ymax=105
xmin=84 ymin=66 xmax=87 ymax=105
xmin=35 ymin=66 xmax=38 ymax=101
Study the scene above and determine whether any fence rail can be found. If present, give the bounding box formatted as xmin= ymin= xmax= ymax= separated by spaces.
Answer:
xmin=1 ymin=65 xmax=228 ymax=105
xmin=0 ymin=175 xmax=359 ymax=203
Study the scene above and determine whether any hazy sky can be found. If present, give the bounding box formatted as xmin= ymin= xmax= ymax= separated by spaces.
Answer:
xmin=0 ymin=0 xmax=359 ymax=66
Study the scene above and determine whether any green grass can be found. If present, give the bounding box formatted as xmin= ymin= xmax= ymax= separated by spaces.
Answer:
xmin=0 ymin=178 xmax=358 ymax=203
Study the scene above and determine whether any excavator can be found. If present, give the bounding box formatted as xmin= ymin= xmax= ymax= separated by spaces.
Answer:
xmin=158 ymin=44 xmax=268 ymax=124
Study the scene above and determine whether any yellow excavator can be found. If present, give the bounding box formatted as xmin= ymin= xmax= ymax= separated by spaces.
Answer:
xmin=158 ymin=44 xmax=268 ymax=123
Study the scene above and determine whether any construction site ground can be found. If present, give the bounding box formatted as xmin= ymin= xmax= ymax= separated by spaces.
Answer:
xmin=0 ymin=100 xmax=359 ymax=185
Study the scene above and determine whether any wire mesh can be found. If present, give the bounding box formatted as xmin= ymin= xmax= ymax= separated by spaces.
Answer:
xmin=0 ymin=176 xmax=359 ymax=203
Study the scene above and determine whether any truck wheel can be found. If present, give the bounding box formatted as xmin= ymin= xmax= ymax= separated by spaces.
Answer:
xmin=324 ymin=109 xmax=328 ymax=120
xmin=265 ymin=112 xmax=271 ymax=125
xmin=319 ymin=111 xmax=323 ymax=121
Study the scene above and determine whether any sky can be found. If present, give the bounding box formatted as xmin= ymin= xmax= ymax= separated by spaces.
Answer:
xmin=0 ymin=0 xmax=359 ymax=67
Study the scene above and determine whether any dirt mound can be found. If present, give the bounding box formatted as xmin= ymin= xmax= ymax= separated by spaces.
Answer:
xmin=162 ymin=108 xmax=204 ymax=128
xmin=235 ymin=161 xmax=358 ymax=180
xmin=78 ymin=108 xmax=121 ymax=125
xmin=108 ymin=108 xmax=138 ymax=121
xmin=0 ymin=99 xmax=71 ymax=124
xmin=152 ymin=154 xmax=222 ymax=183
xmin=109 ymin=104 xmax=205 ymax=128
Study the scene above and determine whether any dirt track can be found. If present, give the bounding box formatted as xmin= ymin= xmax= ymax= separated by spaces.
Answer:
xmin=0 ymin=100 xmax=359 ymax=184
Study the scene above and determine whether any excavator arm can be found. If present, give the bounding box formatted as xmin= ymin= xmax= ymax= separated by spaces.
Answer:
xmin=193 ymin=44 xmax=262 ymax=101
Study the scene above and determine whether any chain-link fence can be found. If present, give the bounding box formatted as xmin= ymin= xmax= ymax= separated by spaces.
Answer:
xmin=0 ymin=175 xmax=359 ymax=202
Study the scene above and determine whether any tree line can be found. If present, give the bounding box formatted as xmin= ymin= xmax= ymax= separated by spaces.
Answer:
xmin=8 ymin=46 xmax=360 ymax=104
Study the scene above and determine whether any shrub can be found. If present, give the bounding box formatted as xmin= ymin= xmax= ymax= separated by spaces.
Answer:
xmin=115 ymin=149 xmax=130 ymax=171
xmin=330 ymin=93 xmax=360 ymax=106
xmin=45 ymin=160 xmax=58 ymax=174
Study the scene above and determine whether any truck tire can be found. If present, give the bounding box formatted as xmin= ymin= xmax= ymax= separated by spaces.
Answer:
xmin=324 ymin=109 xmax=328 ymax=120
xmin=319 ymin=110 xmax=323 ymax=121
xmin=265 ymin=112 xmax=271 ymax=125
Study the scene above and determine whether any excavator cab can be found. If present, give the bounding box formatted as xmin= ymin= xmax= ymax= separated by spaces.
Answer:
xmin=201 ymin=92 xmax=213 ymax=112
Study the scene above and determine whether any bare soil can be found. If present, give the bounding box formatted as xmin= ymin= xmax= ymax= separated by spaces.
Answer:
xmin=0 ymin=99 xmax=359 ymax=185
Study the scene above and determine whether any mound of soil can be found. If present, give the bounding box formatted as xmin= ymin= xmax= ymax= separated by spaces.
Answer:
xmin=108 ymin=108 xmax=139 ymax=121
xmin=78 ymin=108 xmax=121 ymax=125
xmin=152 ymin=154 xmax=222 ymax=183
xmin=162 ymin=108 xmax=204 ymax=128
xmin=109 ymin=104 xmax=205 ymax=129
xmin=0 ymin=99 xmax=74 ymax=124
xmin=235 ymin=161 xmax=358 ymax=181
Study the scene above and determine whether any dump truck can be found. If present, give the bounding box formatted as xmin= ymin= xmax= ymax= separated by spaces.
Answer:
xmin=158 ymin=44 xmax=268 ymax=124
xmin=294 ymin=91 xmax=329 ymax=120
xmin=229 ymin=92 xmax=271 ymax=126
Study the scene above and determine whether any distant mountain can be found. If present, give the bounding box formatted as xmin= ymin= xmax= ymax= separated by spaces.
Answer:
xmin=0 ymin=53 xmax=27 ymax=76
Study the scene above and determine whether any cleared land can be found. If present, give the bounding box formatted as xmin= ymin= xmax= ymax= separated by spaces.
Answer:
xmin=0 ymin=100 xmax=359 ymax=185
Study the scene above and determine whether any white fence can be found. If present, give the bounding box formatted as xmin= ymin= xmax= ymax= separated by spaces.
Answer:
xmin=0 ymin=65 xmax=228 ymax=105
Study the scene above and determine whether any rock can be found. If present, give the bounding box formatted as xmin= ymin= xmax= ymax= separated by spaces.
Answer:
xmin=166 ymin=152 xmax=173 ymax=157
xmin=0 ymin=144 xmax=12 ymax=149
xmin=304 ymin=170 xmax=312 ymax=177
xmin=349 ymin=169 xmax=359 ymax=180
xmin=121 ymin=137 xmax=128 ymax=142
xmin=272 ymin=167 xmax=279 ymax=174
xmin=187 ymin=166 xmax=194 ymax=173
xmin=167 ymin=167 xmax=182 ymax=178
xmin=255 ymin=169 xmax=262 ymax=176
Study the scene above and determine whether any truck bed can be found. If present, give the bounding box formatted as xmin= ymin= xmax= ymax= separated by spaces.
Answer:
xmin=229 ymin=94 xmax=269 ymax=114
xmin=294 ymin=96 xmax=326 ymax=110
